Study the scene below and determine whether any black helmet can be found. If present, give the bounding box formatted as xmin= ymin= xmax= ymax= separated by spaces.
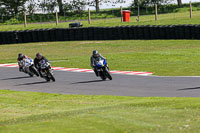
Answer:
xmin=36 ymin=53 xmax=42 ymax=59
xmin=18 ymin=53 xmax=23 ymax=60
xmin=93 ymin=50 xmax=99 ymax=58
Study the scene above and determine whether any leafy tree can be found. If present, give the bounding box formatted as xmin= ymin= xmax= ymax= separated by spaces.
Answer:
xmin=0 ymin=6 xmax=7 ymax=15
xmin=0 ymin=0 xmax=28 ymax=15
xmin=26 ymin=0 xmax=38 ymax=15
xmin=69 ymin=0 xmax=86 ymax=13
xmin=177 ymin=0 xmax=182 ymax=7
xmin=57 ymin=0 xmax=64 ymax=14
xmin=37 ymin=0 xmax=65 ymax=14
xmin=88 ymin=0 xmax=126 ymax=13
xmin=131 ymin=0 xmax=172 ymax=7
xmin=39 ymin=0 xmax=57 ymax=13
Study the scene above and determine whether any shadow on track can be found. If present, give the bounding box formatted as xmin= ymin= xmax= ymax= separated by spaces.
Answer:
xmin=177 ymin=87 xmax=200 ymax=91
xmin=15 ymin=81 xmax=48 ymax=86
xmin=71 ymin=80 xmax=106 ymax=84
xmin=1 ymin=76 xmax=32 ymax=80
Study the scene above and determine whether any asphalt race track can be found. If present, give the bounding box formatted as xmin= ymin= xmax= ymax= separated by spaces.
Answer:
xmin=0 ymin=67 xmax=200 ymax=97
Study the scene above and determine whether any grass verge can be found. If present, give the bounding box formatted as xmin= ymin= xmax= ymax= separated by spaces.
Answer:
xmin=1 ymin=40 xmax=200 ymax=76
xmin=0 ymin=11 xmax=200 ymax=31
xmin=0 ymin=90 xmax=200 ymax=133
xmin=2 ymin=2 xmax=200 ymax=24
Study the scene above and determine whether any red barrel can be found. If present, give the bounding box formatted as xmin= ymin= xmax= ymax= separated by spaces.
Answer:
xmin=123 ymin=10 xmax=131 ymax=22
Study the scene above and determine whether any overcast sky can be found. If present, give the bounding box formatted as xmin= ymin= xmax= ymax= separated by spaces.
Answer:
xmin=88 ymin=0 xmax=200 ymax=10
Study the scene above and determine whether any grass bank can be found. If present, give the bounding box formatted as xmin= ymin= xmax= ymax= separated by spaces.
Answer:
xmin=0 ymin=90 xmax=200 ymax=133
xmin=1 ymin=2 xmax=200 ymax=24
xmin=1 ymin=40 xmax=200 ymax=76
xmin=0 ymin=11 xmax=200 ymax=31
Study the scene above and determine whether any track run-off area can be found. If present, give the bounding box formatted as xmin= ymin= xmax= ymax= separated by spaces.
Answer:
xmin=0 ymin=64 xmax=200 ymax=97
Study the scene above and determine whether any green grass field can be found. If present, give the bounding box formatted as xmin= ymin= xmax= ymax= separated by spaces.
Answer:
xmin=0 ymin=90 xmax=200 ymax=133
xmin=1 ymin=40 xmax=200 ymax=76
xmin=1 ymin=5 xmax=200 ymax=133
xmin=0 ymin=11 xmax=200 ymax=31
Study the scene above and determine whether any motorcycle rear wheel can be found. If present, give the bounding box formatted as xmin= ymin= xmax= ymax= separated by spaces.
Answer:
xmin=30 ymin=66 xmax=39 ymax=77
xmin=100 ymin=75 xmax=106 ymax=80
xmin=28 ymin=73 xmax=34 ymax=77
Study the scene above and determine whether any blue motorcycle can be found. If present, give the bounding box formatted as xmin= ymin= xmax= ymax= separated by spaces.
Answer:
xmin=95 ymin=58 xmax=112 ymax=80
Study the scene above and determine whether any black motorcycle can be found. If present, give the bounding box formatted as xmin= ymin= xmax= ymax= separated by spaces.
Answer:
xmin=39 ymin=60 xmax=55 ymax=82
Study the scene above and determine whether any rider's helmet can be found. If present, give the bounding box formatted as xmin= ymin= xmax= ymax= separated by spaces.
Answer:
xmin=18 ymin=53 xmax=23 ymax=60
xmin=36 ymin=53 xmax=42 ymax=59
xmin=92 ymin=50 xmax=99 ymax=58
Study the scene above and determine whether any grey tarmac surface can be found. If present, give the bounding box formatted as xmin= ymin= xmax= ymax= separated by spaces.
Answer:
xmin=0 ymin=67 xmax=200 ymax=97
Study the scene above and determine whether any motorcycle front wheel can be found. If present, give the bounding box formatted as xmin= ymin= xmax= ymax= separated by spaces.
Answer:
xmin=104 ymin=67 xmax=112 ymax=80
xmin=48 ymin=71 xmax=55 ymax=82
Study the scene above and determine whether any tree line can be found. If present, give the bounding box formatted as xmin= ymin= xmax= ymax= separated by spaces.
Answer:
xmin=0 ymin=0 xmax=182 ymax=16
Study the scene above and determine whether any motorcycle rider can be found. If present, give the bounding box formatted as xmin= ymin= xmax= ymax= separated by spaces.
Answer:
xmin=90 ymin=50 xmax=106 ymax=77
xmin=17 ymin=53 xmax=30 ymax=72
xmin=34 ymin=53 xmax=49 ymax=77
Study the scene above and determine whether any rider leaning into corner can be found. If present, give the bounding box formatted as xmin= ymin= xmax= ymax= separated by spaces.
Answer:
xmin=17 ymin=53 xmax=30 ymax=72
xmin=90 ymin=50 xmax=106 ymax=77
xmin=34 ymin=53 xmax=48 ymax=77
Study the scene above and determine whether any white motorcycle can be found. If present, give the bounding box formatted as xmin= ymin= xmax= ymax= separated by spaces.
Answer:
xmin=20 ymin=58 xmax=39 ymax=77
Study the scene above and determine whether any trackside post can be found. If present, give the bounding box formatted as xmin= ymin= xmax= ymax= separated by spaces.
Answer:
xmin=88 ymin=8 xmax=91 ymax=24
xmin=24 ymin=12 xmax=27 ymax=27
xmin=56 ymin=10 xmax=59 ymax=26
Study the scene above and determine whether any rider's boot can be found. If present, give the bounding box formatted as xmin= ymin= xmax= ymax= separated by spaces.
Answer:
xmin=94 ymin=69 xmax=99 ymax=77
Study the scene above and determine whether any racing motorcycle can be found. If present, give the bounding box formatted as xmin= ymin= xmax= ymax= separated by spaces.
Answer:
xmin=20 ymin=58 xmax=39 ymax=77
xmin=39 ymin=59 xmax=55 ymax=82
xmin=95 ymin=58 xmax=112 ymax=80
